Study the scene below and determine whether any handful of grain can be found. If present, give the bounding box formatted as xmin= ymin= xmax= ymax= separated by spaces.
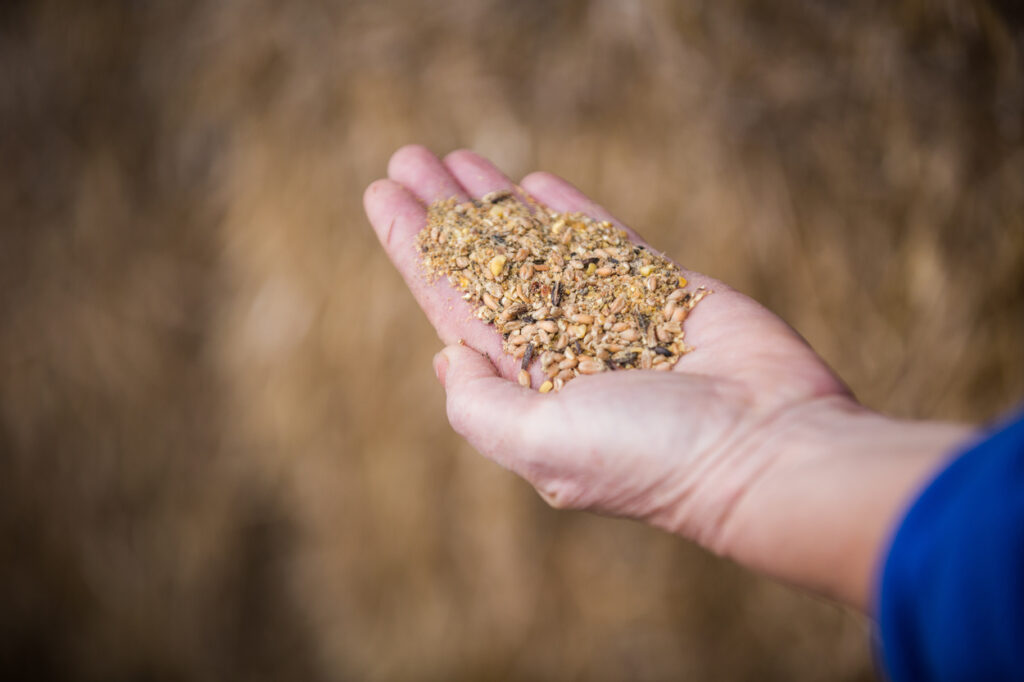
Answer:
xmin=417 ymin=190 xmax=708 ymax=392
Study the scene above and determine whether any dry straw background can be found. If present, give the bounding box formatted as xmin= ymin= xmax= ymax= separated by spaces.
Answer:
xmin=2 ymin=1 xmax=1023 ymax=680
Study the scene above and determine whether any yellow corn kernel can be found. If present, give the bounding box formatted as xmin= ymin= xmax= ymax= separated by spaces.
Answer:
xmin=538 ymin=380 xmax=554 ymax=394
xmin=488 ymin=255 xmax=507 ymax=278
xmin=678 ymin=276 xmax=688 ymax=287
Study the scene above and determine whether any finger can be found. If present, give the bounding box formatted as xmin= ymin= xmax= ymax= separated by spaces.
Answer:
xmin=436 ymin=343 xmax=548 ymax=477
xmin=520 ymin=169 xmax=725 ymax=289
xmin=387 ymin=144 xmax=468 ymax=204
xmin=438 ymin=344 xmax=638 ymax=512
xmin=519 ymin=171 xmax=642 ymax=241
xmin=442 ymin=149 xmax=520 ymax=198
xmin=364 ymin=179 xmax=520 ymax=378
xmin=519 ymin=170 xmax=705 ymax=284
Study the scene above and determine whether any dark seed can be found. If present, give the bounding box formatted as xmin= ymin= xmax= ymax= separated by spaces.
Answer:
xmin=520 ymin=314 xmax=535 ymax=324
xmin=616 ymin=351 xmax=639 ymax=366
xmin=608 ymin=257 xmax=619 ymax=264
xmin=503 ymin=304 xmax=527 ymax=321
xmin=492 ymin=234 xmax=507 ymax=245
xmin=532 ymin=258 xmax=545 ymax=264
xmin=635 ymin=312 xmax=649 ymax=330
xmin=491 ymin=192 xmax=512 ymax=203
xmin=573 ymin=340 xmax=583 ymax=355
xmin=551 ymin=282 xmax=563 ymax=307
xmin=654 ymin=346 xmax=672 ymax=357
xmin=521 ymin=343 xmax=535 ymax=370
xmin=582 ymin=257 xmax=599 ymax=266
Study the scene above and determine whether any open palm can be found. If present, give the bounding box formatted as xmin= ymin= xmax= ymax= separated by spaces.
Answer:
xmin=364 ymin=146 xmax=851 ymax=565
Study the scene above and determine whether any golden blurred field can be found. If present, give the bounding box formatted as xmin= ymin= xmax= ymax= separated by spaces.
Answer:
xmin=2 ymin=1 xmax=1023 ymax=680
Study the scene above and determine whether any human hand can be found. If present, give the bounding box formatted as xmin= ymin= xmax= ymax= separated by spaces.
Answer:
xmin=363 ymin=146 xmax=971 ymax=610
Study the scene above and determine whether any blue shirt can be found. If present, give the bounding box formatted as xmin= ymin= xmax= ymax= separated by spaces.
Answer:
xmin=878 ymin=409 xmax=1024 ymax=681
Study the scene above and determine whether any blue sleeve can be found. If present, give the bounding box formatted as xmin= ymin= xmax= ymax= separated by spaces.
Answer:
xmin=877 ymin=409 xmax=1024 ymax=682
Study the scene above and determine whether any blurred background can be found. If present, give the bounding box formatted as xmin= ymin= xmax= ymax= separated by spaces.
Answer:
xmin=2 ymin=1 xmax=1023 ymax=680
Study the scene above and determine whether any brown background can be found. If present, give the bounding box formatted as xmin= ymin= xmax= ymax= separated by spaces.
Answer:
xmin=2 ymin=1 xmax=1023 ymax=680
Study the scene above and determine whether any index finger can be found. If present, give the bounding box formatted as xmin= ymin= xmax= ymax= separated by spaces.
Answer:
xmin=363 ymin=147 xmax=524 ymax=380
xmin=519 ymin=171 xmax=721 ymax=293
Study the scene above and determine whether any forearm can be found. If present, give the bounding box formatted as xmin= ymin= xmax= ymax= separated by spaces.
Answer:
xmin=714 ymin=396 xmax=975 ymax=611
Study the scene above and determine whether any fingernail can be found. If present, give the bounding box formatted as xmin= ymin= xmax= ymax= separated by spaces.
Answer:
xmin=433 ymin=351 xmax=449 ymax=388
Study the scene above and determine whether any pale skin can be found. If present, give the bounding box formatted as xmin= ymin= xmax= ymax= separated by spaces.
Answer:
xmin=363 ymin=145 xmax=975 ymax=612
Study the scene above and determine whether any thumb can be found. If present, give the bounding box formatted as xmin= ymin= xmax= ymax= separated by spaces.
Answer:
xmin=434 ymin=343 xmax=545 ymax=475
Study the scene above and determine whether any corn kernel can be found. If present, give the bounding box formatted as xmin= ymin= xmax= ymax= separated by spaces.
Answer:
xmin=489 ymin=255 xmax=507 ymax=278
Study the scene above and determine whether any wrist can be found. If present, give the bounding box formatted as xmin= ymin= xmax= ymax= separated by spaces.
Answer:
xmin=712 ymin=395 xmax=974 ymax=611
